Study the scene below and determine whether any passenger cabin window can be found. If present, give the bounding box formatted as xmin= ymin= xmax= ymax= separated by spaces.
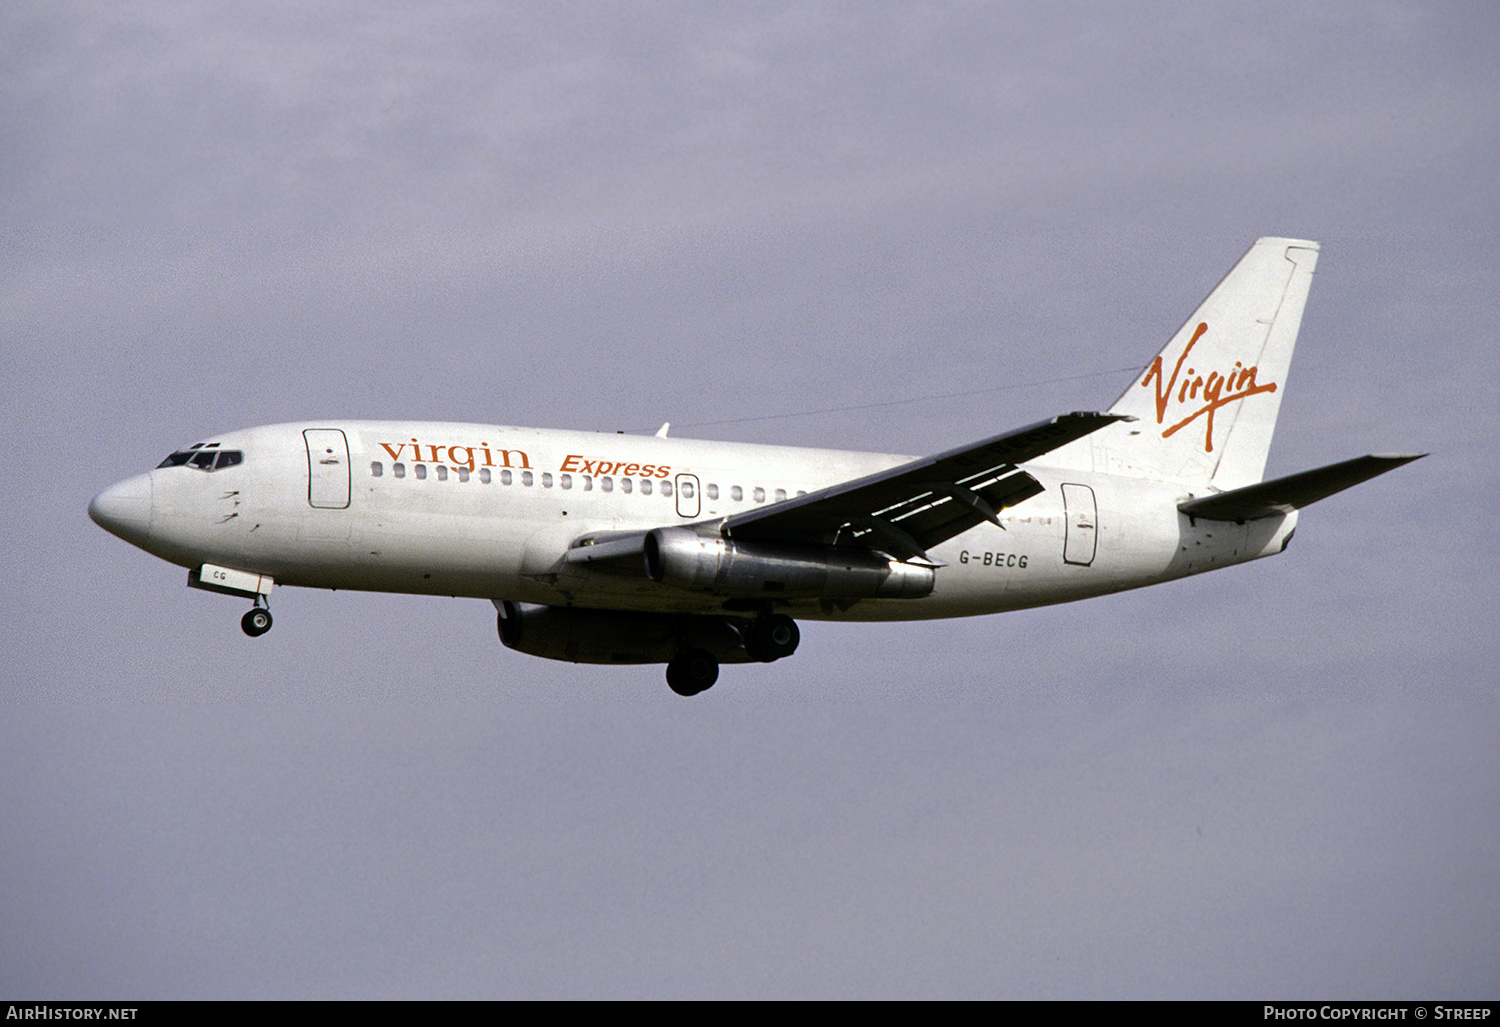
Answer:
xmin=775 ymin=488 xmax=787 ymax=503
xmin=731 ymin=486 xmax=743 ymax=502
xmin=753 ymin=487 xmax=765 ymax=503
xmin=371 ymin=461 xmax=383 ymax=477
xmin=414 ymin=464 xmax=427 ymax=480
xmin=436 ymin=466 xmax=448 ymax=481
xmin=394 ymin=463 xmax=406 ymax=478
xmin=706 ymin=484 xmax=718 ymax=500
xmin=620 ymin=478 xmax=632 ymax=494
xmin=640 ymin=479 xmax=652 ymax=495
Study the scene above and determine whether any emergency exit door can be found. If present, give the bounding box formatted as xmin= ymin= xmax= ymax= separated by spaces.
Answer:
xmin=675 ymin=473 xmax=700 ymax=519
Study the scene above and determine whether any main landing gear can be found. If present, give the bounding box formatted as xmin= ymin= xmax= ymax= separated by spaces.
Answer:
xmin=241 ymin=603 xmax=273 ymax=637
xmin=666 ymin=648 xmax=719 ymax=697
xmin=745 ymin=614 xmax=800 ymax=664
xmin=664 ymin=614 xmax=801 ymax=697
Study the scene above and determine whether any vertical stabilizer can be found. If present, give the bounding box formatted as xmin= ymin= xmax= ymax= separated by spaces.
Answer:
xmin=1102 ymin=237 xmax=1319 ymax=489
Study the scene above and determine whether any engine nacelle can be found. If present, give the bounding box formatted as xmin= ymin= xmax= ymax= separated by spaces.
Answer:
xmin=496 ymin=601 xmax=750 ymax=665
xmin=643 ymin=527 xmax=934 ymax=599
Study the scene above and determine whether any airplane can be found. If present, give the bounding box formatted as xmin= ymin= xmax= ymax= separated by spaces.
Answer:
xmin=89 ymin=237 xmax=1422 ymax=696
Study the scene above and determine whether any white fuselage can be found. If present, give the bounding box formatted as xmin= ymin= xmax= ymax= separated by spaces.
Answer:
xmin=102 ymin=420 xmax=1296 ymax=622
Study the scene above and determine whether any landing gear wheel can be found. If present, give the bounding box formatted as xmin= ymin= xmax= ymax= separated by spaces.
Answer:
xmin=746 ymin=614 xmax=799 ymax=663
xmin=241 ymin=607 xmax=273 ymax=637
xmin=666 ymin=648 xmax=719 ymax=697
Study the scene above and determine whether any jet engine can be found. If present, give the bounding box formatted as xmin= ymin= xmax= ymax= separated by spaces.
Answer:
xmin=495 ymin=600 xmax=750 ymax=665
xmin=643 ymin=527 xmax=934 ymax=599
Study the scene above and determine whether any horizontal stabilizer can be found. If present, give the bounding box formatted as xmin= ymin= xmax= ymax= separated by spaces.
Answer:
xmin=1178 ymin=454 xmax=1425 ymax=521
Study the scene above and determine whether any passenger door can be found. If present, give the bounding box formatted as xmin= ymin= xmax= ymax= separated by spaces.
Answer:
xmin=304 ymin=428 xmax=351 ymax=509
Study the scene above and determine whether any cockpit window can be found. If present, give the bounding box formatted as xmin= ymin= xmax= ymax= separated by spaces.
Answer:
xmin=158 ymin=447 xmax=244 ymax=472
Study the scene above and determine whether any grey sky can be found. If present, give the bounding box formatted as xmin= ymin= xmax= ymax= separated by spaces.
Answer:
xmin=3 ymin=1 xmax=1497 ymax=999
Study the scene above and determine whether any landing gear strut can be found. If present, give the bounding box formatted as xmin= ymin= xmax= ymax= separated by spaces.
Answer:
xmin=666 ymin=648 xmax=719 ymax=697
xmin=241 ymin=604 xmax=273 ymax=637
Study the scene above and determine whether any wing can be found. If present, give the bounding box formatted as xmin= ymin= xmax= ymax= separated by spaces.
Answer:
xmin=722 ymin=410 xmax=1125 ymax=562
xmin=566 ymin=411 xmax=1126 ymax=568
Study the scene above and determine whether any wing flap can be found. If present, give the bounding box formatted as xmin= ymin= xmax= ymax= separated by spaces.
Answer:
xmin=842 ymin=470 xmax=1045 ymax=561
xmin=1178 ymin=454 xmax=1425 ymax=521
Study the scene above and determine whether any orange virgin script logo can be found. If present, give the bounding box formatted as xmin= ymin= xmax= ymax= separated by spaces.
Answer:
xmin=1139 ymin=322 xmax=1277 ymax=453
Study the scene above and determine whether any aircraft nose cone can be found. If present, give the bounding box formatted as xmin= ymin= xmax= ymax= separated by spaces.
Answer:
xmin=89 ymin=473 xmax=153 ymax=547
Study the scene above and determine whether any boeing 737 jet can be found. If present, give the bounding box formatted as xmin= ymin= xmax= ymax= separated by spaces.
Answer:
xmin=90 ymin=238 xmax=1421 ymax=695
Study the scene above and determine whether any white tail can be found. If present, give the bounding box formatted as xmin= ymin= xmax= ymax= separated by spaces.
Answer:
xmin=1095 ymin=237 xmax=1319 ymax=489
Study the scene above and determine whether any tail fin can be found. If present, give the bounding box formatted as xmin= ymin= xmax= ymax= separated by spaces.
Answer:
xmin=1102 ymin=237 xmax=1319 ymax=489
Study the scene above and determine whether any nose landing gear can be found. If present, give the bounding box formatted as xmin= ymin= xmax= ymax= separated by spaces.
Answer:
xmin=241 ymin=604 xmax=273 ymax=637
xmin=188 ymin=564 xmax=277 ymax=638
